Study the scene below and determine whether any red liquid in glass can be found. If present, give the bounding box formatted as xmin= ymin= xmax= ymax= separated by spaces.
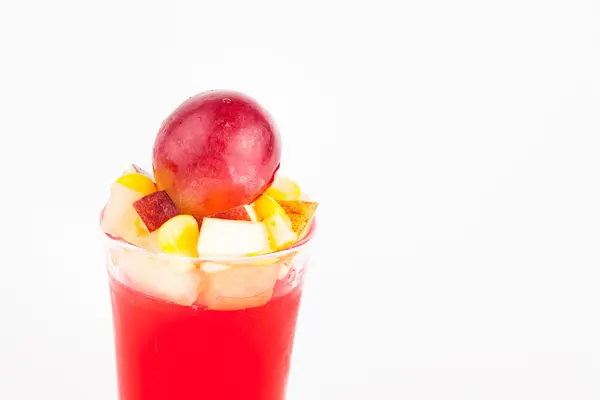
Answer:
xmin=109 ymin=276 xmax=303 ymax=400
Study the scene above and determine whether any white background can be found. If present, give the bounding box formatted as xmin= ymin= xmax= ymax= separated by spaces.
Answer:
xmin=1 ymin=0 xmax=599 ymax=399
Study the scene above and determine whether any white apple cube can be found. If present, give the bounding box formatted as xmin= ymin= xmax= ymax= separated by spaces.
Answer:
xmin=129 ymin=231 xmax=161 ymax=252
xmin=264 ymin=213 xmax=298 ymax=250
xmin=201 ymin=262 xmax=280 ymax=310
xmin=197 ymin=218 xmax=272 ymax=258
xmin=101 ymin=182 xmax=145 ymax=241
xmin=116 ymin=249 xmax=202 ymax=306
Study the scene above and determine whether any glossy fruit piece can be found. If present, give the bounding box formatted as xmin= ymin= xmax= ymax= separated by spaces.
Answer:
xmin=253 ymin=194 xmax=292 ymax=227
xmin=129 ymin=231 xmax=161 ymax=252
xmin=200 ymin=263 xmax=280 ymax=310
xmin=116 ymin=173 xmax=157 ymax=196
xmin=115 ymin=249 xmax=201 ymax=305
xmin=101 ymin=182 xmax=146 ymax=240
xmin=132 ymin=191 xmax=179 ymax=232
xmin=210 ymin=205 xmax=258 ymax=222
xmin=196 ymin=218 xmax=272 ymax=258
xmin=158 ymin=215 xmax=200 ymax=257
xmin=264 ymin=213 xmax=298 ymax=250
xmin=265 ymin=176 xmax=301 ymax=201
xmin=278 ymin=200 xmax=318 ymax=239
xmin=153 ymin=90 xmax=281 ymax=217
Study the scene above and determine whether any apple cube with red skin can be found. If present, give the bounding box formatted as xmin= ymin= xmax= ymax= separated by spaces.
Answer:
xmin=133 ymin=190 xmax=179 ymax=232
xmin=210 ymin=205 xmax=258 ymax=222
xmin=195 ymin=205 xmax=258 ymax=230
xmin=153 ymin=90 xmax=281 ymax=217
xmin=278 ymin=200 xmax=318 ymax=239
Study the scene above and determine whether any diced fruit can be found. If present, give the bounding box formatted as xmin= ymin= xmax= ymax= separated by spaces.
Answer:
xmin=210 ymin=205 xmax=258 ymax=222
xmin=252 ymin=194 xmax=299 ymax=249
xmin=116 ymin=249 xmax=201 ymax=305
xmin=153 ymin=90 xmax=281 ymax=217
xmin=167 ymin=258 xmax=199 ymax=273
xmin=208 ymin=264 xmax=279 ymax=297
xmin=129 ymin=231 xmax=161 ymax=252
xmin=278 ymin=200 xmax=318 ymax=238
xmin=158 ymin=215 xmax=200 ymax=257
xmin=116 ymin=173 xmax=157 ymax=196
xmin=253 ymin=194 xmax=292 ymax=227
xmin=264 ymin=213 xmax=298 ymax=250
xmin=265 ymin=176 xmax=301 ymax=201
xmin=201 ymin=263 xmax=280 ymax=310
xmin=101 ymin=182 xmax=146 ymax=240
xmin=133 ymin=191 xmax=179 ymax=232
xmin=197 ymin=218 xmax=272 ymax=258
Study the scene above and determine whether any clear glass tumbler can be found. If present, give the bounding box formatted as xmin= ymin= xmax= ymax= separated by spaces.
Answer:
xmin=103 ymin=223 xmax=315 ymax=400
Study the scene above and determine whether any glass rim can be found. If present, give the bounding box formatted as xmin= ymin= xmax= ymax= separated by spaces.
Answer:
xmin=101 ymin=215 xmax=317 ymax=263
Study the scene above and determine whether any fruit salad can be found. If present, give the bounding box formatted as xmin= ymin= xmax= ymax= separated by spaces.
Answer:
xmin=100 ymin=90 xmax=318 ymax=309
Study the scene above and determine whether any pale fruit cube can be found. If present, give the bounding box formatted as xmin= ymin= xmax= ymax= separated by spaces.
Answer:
xmin=253 ymin=194 xmax=292 ymax=227
xmin=265 ymin=176 xmax=301 ymax=201
xmin=278 ymin=200 xmax=318 ymax=239
xmin=197 ymin=218 xmax=272 ymax=258
xmin=101 ymin=182 xmax=146 ymax=241
xmin=116 ymin=173 xmax=157 ymax=196
xmin=116 ymin=250 xmax=202 ymax=305
xmin=210 ymin=205 xmax=259 ymax=222
xmin=129 ymin=231 xmax=161 ymax=252
xmin=158 ymin=215 xmax=200 ymax=257
xmin=202 ymin=263 xmax=280 ymax=310
xmin=264 ymin=213 xmax=298 ymax=249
